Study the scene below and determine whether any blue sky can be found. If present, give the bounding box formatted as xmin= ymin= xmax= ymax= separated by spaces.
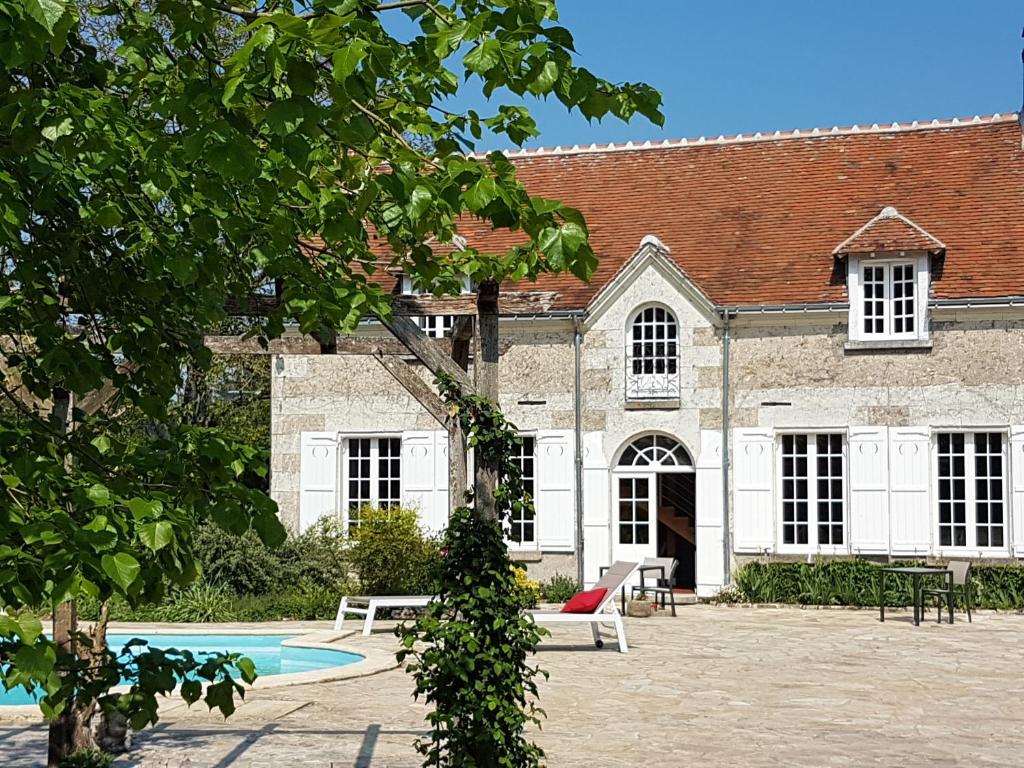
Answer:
xmin=444 ymin=0 xmax=1023 ymax=149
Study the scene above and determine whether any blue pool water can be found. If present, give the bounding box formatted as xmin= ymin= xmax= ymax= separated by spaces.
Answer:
xmin=0 ymin=633 xmax=362 ymax=706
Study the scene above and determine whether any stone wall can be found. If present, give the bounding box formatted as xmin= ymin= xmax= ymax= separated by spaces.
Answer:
xmin=727 ymin=317 xmax=1024 ymax=428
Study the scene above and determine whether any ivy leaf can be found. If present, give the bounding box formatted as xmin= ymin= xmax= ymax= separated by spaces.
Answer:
xmin=101 ymin=553 xmax=141 ymax=591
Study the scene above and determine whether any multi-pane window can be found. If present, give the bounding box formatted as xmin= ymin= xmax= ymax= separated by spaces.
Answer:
xmin=509 ymin=436 xmax=536 ymax=545
xmin=625 ymin=306 xmax=680 ymax=400
xmin=617 ymin=476 xmax=650 ymax=545
xmin=780 ymin=434 xmax=845 ymax=548
xmin=344 ymin=437 xmax=402 ymax=528
xmin=857 ymin=261 xmax=918 ymax=340
xmin=937 ymin=432 xmax=1005 ymax=549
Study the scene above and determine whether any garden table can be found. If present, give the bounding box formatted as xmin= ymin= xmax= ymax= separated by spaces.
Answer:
xmin=878 ymin=566 xmax=953 ymax=626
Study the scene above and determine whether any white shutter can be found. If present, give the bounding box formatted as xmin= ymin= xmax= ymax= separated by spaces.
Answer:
xmin=299 ymin=432 xmax=339 ymax=533
xmin=434 ymin=430 xmax=450 ymax=524
xmin=536 ymin=429 xmax=575 ymax=551
xmin=401 ymin=431 xmax=440 ymax=533
xmin=732 ymin=428 xmax=774 ymax=553
xmin=581 ymin=432 xmax=610 ymax=585
xmin=1011 ymin=427 xmax=1024 ymax=557
xmin=889 ymin=427 xmax=931 ymax=554
xmin=848 ymin=426 xmax=889 ymax=553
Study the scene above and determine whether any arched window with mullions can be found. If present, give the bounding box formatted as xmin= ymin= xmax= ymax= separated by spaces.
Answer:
xmin=626 ymin=305 xmax=680 ymax=400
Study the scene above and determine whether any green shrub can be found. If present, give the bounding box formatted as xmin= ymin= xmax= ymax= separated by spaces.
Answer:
xmin=60 ymin=749 xmax=114 ymax=768
xmin=348 ymin=506 xmax=440 ymax=595
xmin=276 ymin=518 xmax=351 ymax=590
xmin=732 ymin=559 xmax=1024 ymax=609
xmin=540 ymin=573 xmax=580 ymax=603
xmin=192 ymin=523 xmax=284 ymax=596
xmin=165 ymin=582 xmax=236 ymax=622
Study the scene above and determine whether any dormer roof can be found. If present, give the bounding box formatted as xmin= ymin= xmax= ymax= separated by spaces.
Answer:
xmin=833 ymin=206 xmax=946 ymax=256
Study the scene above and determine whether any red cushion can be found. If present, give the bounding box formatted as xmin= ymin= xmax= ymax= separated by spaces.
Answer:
xmin=560 ymin=587 xmax=608 ymax=614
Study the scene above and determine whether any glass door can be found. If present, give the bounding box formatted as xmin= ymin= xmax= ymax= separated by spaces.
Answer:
xmin=612 ymin=473 xmax=657 ymax=577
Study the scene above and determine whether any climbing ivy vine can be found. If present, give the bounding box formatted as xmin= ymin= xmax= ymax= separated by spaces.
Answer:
xmin=398 ymin=373 xmax=548 ymax=768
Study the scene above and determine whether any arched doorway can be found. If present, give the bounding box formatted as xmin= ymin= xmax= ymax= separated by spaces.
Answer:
xmin=612 ymin=434 xmax=696 ymax=588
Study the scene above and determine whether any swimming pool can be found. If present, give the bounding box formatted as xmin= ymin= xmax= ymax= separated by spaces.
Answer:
xmin=0 ymin=633 xmax=363 ymax=706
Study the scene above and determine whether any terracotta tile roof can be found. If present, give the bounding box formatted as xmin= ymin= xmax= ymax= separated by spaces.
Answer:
xmin=833 ymin=206 xmax=946 ymax=255
xmin=353 ymin=113 xmax=1024 ymax=309
xmin=493 ymin=113 xmax=1024 ymax=308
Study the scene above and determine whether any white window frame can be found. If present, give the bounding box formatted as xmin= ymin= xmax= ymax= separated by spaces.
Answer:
xmin=847 ymin=253 xmax=929 ymax=342
xmin=341 ymin=435 xmax=402 ymax=530
xmin=775 ymin=431 xmax=849 ymax=555
xmin=933 ymin=430 xmax=1010 ymax=554
xmin=625 ymin=304 xmax=680 ymax=401
xmin=508 ymin=434 xmax=537 ymax=548
xmin=400 ymin=275 xmax=472 ymax=338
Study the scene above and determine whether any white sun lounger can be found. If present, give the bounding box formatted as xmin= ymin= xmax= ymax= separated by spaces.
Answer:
xmin=530 ymin=561 xmax=639 ymax=653
xmin=334 ymin=595 xmax=432 ymax=635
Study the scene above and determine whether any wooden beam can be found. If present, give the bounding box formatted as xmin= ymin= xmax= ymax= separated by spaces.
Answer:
xmin=450 ymin=317 xmax=473 ymax=372
xmin=204 ymin=335 xmax=435 ymax=356
xmin=391 ymin=291 xmax=558 ymax=317
xmin=225 ymin=291 xmax=559 ymax=318
xmin=377 ymin=314 xmax=475 ymax=392
xmin=474 ymin=280 xmax=500 ymax=521
xmin=372 ymin=351 xmax=448 ymax=427
xmin=447 ymin=316 xmax=472 ymax=512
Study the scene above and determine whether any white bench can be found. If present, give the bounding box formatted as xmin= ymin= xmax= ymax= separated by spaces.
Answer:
xmin=334 ymin=595 xmax=432 ymax=635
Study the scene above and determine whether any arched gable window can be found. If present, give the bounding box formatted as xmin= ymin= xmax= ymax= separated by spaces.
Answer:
xmin=626 ymin=306 xmax=680 ymax=400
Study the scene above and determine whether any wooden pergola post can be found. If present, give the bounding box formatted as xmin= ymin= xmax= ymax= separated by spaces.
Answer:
xmin=473 ymin=280 xmax=500 ymax=522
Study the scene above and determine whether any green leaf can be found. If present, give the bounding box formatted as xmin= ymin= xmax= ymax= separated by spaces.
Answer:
xmin=331 ymin=40 xmax=368 ymax=81
xmin=41 ymin=117 xmax=72 ymax=141
xmin=25 ymin=0 xmax=67 ymax=34
xmin=90 ymin=435 xmax=112 ymax=454
xmin=236 ymin=656 xmax=257 ymax=684
xmin=527 ymin=60 xmax=559 ymax=95
xmin=264 ymin=98 xmax=305 ymax=137
xmin=463 ymin=39 xmax=501 ymax=75
xmin=407 ymin=186 xmax=433 ymax=221
xmin=87 ymin=484 xmax=112 ymax=506
xmin=127 ymin=497 xmax=162 ymax=520
xmin=138 ymin=521 xmax=174 ymax=552
xmin=18 ymin=614 xmax=43 ymax=644
xmin=180 ymin=679 xmax=202 ymax=705
xmin=141 ymin=180 xmax=164 ymax=202
xmin=101 ymin=552 xmax=141 ymax=591
xmin=464 ymin=176 xmax=497 ymax=212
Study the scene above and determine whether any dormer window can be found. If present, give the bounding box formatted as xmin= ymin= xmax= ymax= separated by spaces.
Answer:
xmin=400 ymin=274 xmax=472 ymax=338
xmin=859 ymin=259 xmax=918 ymax=338
xmin=834 ymin=207 xmax=945 ymax=347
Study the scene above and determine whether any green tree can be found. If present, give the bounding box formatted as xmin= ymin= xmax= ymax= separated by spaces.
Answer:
xmin=0 ymin=0 xmax=661 ymax=763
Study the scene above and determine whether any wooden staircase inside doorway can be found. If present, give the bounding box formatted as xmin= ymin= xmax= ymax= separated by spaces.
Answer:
xmin=658 ymin=507 xmax=695 ymax=547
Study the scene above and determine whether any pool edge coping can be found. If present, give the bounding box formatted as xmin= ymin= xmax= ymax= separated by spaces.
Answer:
xmin=0 ymin=626 xmax=398 ymax=722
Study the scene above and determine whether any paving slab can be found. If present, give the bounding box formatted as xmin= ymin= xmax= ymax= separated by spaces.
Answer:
xmin=1 ymin=607 xmax=1022 ymax=766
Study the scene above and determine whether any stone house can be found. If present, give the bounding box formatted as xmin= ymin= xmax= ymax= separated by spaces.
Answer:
xmin=271 ymin=112 xmax=1024 ymax=597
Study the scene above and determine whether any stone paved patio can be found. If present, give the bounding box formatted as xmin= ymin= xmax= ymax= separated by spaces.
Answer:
xmin=2 ymin=606 xmax=1023 ymax=767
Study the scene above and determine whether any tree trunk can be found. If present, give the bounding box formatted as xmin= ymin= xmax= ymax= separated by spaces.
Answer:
xmin=474 ymin=281 xmax=500 ymax=521
xmin=47 ymin=600 xmax=77 ymax=767
xmin=48 ymin=387 xmax=78 ymax=767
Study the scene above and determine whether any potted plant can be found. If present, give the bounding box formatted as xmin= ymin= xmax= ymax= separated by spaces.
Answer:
xmin=626 ymin=592 xmax=654 ymax=618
